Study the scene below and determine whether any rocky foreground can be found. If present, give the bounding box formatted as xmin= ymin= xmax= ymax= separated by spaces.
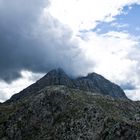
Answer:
xmin=0 ymin=69 xmax=140 ymax=140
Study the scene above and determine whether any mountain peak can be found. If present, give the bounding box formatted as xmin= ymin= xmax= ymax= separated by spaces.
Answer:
xmin=38 ymin=68 xmax=73 ymax=86
xmin=6 ymin=69 xmax=127 ymax=103
xmin=46 ymin=68 xmax=67 ymax=76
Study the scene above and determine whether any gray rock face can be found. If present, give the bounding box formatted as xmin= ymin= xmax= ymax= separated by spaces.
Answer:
xmin=7 ymin=69 xmax=127 ymax=103
xmin=75 ymin=73 xmax=126 ymax=98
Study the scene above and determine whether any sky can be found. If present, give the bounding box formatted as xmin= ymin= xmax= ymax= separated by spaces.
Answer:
xmin=0 ymin=0 xmax=140 ymax=102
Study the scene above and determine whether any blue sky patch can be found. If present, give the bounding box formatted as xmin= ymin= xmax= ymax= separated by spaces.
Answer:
xmin=93 ymin=4 xmax=140 ymax=36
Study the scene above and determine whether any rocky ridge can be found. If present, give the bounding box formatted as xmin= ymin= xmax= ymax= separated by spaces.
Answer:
xmin=7 ymin=68 xmax=127 ymax=103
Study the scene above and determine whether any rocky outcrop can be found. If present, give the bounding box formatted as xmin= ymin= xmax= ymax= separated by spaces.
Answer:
xmin=75 ymin=72 xmax=126 ymax=98
xmin=7 ymin=69 xmax=127 ymax=103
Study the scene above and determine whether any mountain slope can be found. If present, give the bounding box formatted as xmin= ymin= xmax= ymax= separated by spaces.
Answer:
xmin=0 ymin=86 xmax=140 ymax=140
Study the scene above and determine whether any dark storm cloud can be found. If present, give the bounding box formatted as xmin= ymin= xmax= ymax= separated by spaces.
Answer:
xmin=0 ymin=0 xmax=90 ymax=82
xmin=121 ymin=82 xmax=136 ymax=90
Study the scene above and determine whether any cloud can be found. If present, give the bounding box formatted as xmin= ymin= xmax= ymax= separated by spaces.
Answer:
xmin=0 ymin=0 xmax=91 ymax=82
xmin=49 ymin=0 xmax=140 ymax=32
xmin=0 ymin=90 xmax=7 ymax=102
xmin=0 ymin=71 xmax=43 ymax=102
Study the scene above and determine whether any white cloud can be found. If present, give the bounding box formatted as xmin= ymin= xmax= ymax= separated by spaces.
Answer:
xmin=111 ymin=22 xmax=129 ymax=29
xmin=126 ymin=88 xmax=140 ymax=101
xmin=48 ymin=0 xmax=140 ymax=32
xmin=0 ymin=71 xmax=43 ymax=102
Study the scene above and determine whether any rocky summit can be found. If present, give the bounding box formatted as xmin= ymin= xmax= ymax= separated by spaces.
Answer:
xmin=0 ymin=69 xmax=140 ymax=140
xmin=7 ymin=68 xmax=127 ymax=103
